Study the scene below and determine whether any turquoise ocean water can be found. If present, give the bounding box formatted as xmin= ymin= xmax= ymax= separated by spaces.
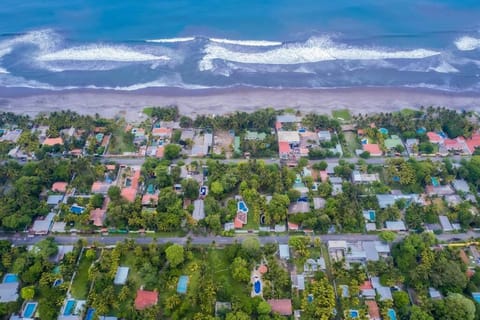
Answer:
xmin=0 ymin=0 xmax=479 ymax=91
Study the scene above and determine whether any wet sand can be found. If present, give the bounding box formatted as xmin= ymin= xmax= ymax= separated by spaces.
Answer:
xmin=0 ymin=86 xmax=479 ymax=121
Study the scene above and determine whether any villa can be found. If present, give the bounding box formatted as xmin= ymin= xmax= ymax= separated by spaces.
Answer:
xmin=267 ymin=299 xmax=292 ymax=316
xmin=135 ymin=289 xmax=158 ymax=310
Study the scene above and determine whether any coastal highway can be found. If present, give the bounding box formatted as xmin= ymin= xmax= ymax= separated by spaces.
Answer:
xmin=3 ymin=231 xmax=478 ymax=247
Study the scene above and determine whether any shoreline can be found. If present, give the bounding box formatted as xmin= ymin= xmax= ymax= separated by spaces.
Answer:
xmin=1 ymin=86 xmax=479 ymax=121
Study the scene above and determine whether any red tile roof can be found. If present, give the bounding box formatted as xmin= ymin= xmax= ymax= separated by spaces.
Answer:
xmin=360 ymin=280 xmax=373 ymax=290
xmin=275 ymin=122 xmax=282 ymax=130
xmin=288 ymin=222 xmax=299 ymax=230
xmin=363 ymin=143 xmax=382 ymax=155
xmin=52 ymin=182 xmax=68 ymax=193
xmin=135 ymin=289 xmax=158 ymax=310
xmin=320 ymin=170 xmax=328 ymax=183
xmin=466 ymin=133 xmax=480 ymax=154
xmin=366 ymin=300 xmax=381 ymax=320
xmin=427 ymin=132 xmax=443 ymax=143
xmin=267 ymin=299 xmax=292 ymax=316
xmin=43 ymin=137 xmax=63 ymax=146
xmin=444 ymin=138 xmax=463 ymax=150
xmin=279 ymin=141 xmax=291 ymax=154
xmin=234 ymin=217 xmax=244 ymax=229
xmin=105 ymin=164 xmax=116 ymax=171
xmin=121 ymin=187 xmax=137 ymax=202
xmin=142 ymin=193 xmax=159 ymax=205
xmin=156 ymin=146 xmax=165 ymax=158
xmin=152 ymin=127 xmax=172 ymax=137
xmin=91 ymin=181 xmax=109 ymax=193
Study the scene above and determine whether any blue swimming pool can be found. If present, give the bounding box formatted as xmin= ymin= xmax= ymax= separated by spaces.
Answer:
xmin=379 ymin=128 xmax=389 ymax=135
xmin=254 ymin=280 xmax=261 ymax=294
xmin=3 ymin=274 xmax=18 ymax=283
xmin=177 ymin=275 xmax=189 ymax=294
xmin=85 ymin=308 xmax=95 ymax=320
xmin=431 ymin=177 xmax=439 ymax=187
xmin=238 ymin=201 xmax=248 ymax=213
xmin=22 ymin=302 xmax=38 ymax=318
xmin=388 ymin=309 xmax=397 ymax=320
xmin=53 ymin=279 xmax=63 ymax=287
xmin=350 ymin=310 xmax=359 ymax=318
xmin=63 ymin=300 xmax=76 ymax=316
xmin=473 ymin=292 xmax=480 ymax=303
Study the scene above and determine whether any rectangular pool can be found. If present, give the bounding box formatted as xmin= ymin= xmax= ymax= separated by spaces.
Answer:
xmin=473 ymin=292 xmax=480 ymax=303
xmin=22 ymin=302 xmax=38 ymax=318
xmin=177 ymin=275 xmax=189 ymax=294
xmin=3 ymin=273 xmax=19 ymax=283
xmin=388 ymin=309 xmax=397 ymax=320
xmin=63 ymin=299 xmax=76 ymax=316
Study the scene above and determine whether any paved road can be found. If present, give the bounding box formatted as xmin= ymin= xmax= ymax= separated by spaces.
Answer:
xmin=3 ymin=232 xmax=478 ymax=247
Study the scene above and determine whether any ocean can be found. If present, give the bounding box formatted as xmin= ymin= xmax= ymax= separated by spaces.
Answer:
xmin=0 ymin=0 xmax=479 ymax=92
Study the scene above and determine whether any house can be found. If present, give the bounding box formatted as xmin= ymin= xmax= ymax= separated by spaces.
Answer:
xmin=405 ymin=138 xmax=419 ymax=155
xmin=279 ymin=244 xmax=290 ymax=260
xmin=0 ymin=129 xmax=22 ymax=143
xmin=151 ymin=127 xmax=172 ymax=139
xmin=313 ymin=197 xmax=326 ymax=210
xmin=245 ymin=131 xmax=267 ymax=141
xmin=371 ymin=277 xmax=392 ymax=301
xmin=429 ymin=287 xmax=442 ymax=300
xmin=90 ymin=208 xmax=107 ymax=227
xmin=444 ymin=138 xmax=467 ymax=153
xmin=43 ymin=137 xmax=64 ymax=146
xmin=332 ymin=183 xmax=343 ymax=195
xmin=360 ymin=280 xmax=376 ymax=299
xmin=277 ymin=115 xmax=300 ymax=124
xmin=366 ymin=300 xmax=381 ymax=320
xmin=142 ymin=192 xmax=159 ymax=206
xmin=47 ymin=195 xmax=64 ymax=207
xmin=345 ymin=241 xmax=390 ymax=263
xmin=134 ymin=289 xmax=158 ymax=310
xmin=465 ymin=133 xmax=480 ymax=154
xmin=439 ymin=215 xmax=454 ymax=232
xmin=352 ymin=171 xmax=380 ymax=184
xmin=267 ymin=299 xmax=293 ymax=316
xmin=425 ymin=185 xmax=455 ymax=196
xmin=384 ymin=135 xmax=403 ymax=151
xmin=452 ymin=179 xmax=470 ymax=193
xmin=113 ymin=267 xmax=129 ymax=285
xmin=288 ymin=201 xmax=310 ymax=214
xmin=362 ymin=144 xmax=382 ymax=156
xmin=427 ymin=132 xmax=443 ymax=144
xmin=31 ymin=212 xmax=55 ymax=235
xmin=91 ymin=181 xmax=111 ymax=194
xmin=385 ymin=221 xmax=407 ymax=231
xmin=121 ymin=168 xmax=141 ymax=202
xmin=288 ymin=222 xmax=299 ymax=231
xmin=52 ymin=182 xmax=68 ymax=193
xmin=291 ymin=273 xmax=305 ymax=291
xmin=328 ymin=240 xmax=348 ymax=252
xmin=0 ymin=282 xmax=19 ymax=303
xmin=317 ymin=130 xmax=331 ymax=142
xmin=376 ymin=194 xmax=421 ymax=209
xmin=304 ymin=258 xmax=326 ymax=275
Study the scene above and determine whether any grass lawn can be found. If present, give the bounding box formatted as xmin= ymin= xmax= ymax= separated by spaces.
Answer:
xmin=108 ymin=125 xmax=136 ymax=154
xmin=344 ymin=132 xmax=360 ymax=154
xmin=70 ymin=252 xmax=92 ymax=299
xmin=332 ymin=109 xmax=352 ymax=121
xmin=143 ymin=107 xmax=154 ymax=117
xmin=244 ymin=215 xmax=260 ymax=230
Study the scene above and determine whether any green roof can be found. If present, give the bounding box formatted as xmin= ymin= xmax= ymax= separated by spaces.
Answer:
xmin=234 ymin=136 xmax=241 ymax=153
xmin=384 ymin=135 xmax=403 ymax=149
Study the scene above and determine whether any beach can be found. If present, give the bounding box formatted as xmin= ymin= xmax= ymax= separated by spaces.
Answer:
xmin=1 ymin=86 xmax=480 ymax=121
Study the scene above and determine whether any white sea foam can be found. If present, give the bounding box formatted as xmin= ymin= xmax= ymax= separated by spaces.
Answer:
xmin=146 ymin=37 xmax=195 ymax=43
xmin=429 ymin=61 xmax=459 ymax=74
xmin=454 ymin=36 xmax=480 ymax=51
xmin=38 ymin=45 xmax=170 ymax=62
xmin=0 ymin=67 xmax=9 ymax=74
xmin=209 ymin=38 xmax=282 ymax=47
xmin=199 ymin=36 xmax=440 ymax=71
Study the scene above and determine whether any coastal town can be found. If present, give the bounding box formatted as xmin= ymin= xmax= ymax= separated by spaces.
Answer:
xmin=1 ymin=106 xmax=480 ymax=319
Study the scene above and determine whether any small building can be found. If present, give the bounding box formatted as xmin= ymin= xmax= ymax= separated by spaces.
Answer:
xmin=384 ymin=135 xmax=403 ymax=151
xmin=114 ymin=267 xmax=129 ymax=285
xmin=151 ymin=127 xmax=172 ymax=138
xmin=91 ymin=181 xmax=110 ymax=194
xmin=304 ymin=258 xmax=326 ymax=275
xmin=0 ymin=129 xmax=22 ymax=143
xmin=52 ymin=182 xmax=68 ymax=193
xmin=289 ymin=202 xmax=310 ymax=214
xmin=47 ymin=195 xmax=64 ymax=206
xmin=366 ymin=300 xmax=381 ymax=320
xmin=0 ymin=282 xmax=19 ymax=303
xmin=425 ymin=185 xmax=455 ymax=196
xmin=267 ymin=299 xmax=293 ymax=316
xmin=313 ymin=197 xmax=326 ymax=210
xmin=31 ymin=212 xmax=55 ymax=235
xmin=352 ymin=171 xmax=380 ymax=184
xmin=134 ymin=289 xmax=158 ymax=310
xmin=317 ymin=130 xmax=331 ymax=142
xmin=371 ymin=277 xmax=392 ymax=301
xmin=279 ymin=244 xmax=290 ymax=260
xmin=438 ymin=215 xmax=454 ymax=232
xmin=427 ymin=132 xmax=443 ymax=144
xmin=385 ymin=221 xmax=407 ymax=232
xmin=192 ymin=199 xmax=205 ymax=221
xmin=429 ymin=287 xmax=442 ymax=300
xmin=90 ymin=208 xmax=106 ymax=227
xmin=43 ymin=137 xmax=64 ymax=147
xmin=291 ymin=273 xmax=305 ymax=291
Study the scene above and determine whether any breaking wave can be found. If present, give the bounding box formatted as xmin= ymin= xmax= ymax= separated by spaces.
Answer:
xmin=199 ymin=36 xmax=440 ymax=71
xmin=146 ymin=37 xmax=195 ymax=43
xmin=209 ymin=38 xmax=282 ymax=46
xmin=455 ymin=36 xmax=480 ymax=51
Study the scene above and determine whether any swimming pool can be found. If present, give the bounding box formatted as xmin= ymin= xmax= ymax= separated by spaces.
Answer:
xmin=388 ymin=309 xmax=397 ymax=320
xmin=177 ymin=275 xmax=189 ymax=294
xmin=53 ymin=279 xmax=63 ymax=287
xmin=22 ymin=302 xmax=38 ymax=318
xmin=63 ymin=299 xmax=76 ymax=316
xmin=431 ymin=177 xmax=439 ymax=187
xmin=473 ymin=292 xmax=480 ymax=303
xmin=254 ymin=280 xmax=261 ymax=294
xmin=350 ymin=310 xmax=359 ymax=318
xmin=238 ymin=201 xmax=248 ymax=213
xmin=379 ymin=128 xmax=389 ymax=135
xmin=85 ymin=308 xmax=95 ymax=320
xmin=3 ymin=273 xmax=18 ymax=283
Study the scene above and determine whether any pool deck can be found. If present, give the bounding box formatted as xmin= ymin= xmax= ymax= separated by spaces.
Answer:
xmin=250 ymin=270 xmax=262 ymax=297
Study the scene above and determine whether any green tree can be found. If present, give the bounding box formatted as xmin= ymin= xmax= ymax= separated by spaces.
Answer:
xmin=433 ymin=293 xmax=475 ymax=320
xmin=379 ymin=231 xmax=396 ymax=243
xmin=409 ymin=306 xmax=433 ymax=320
xmin=393 ymin=291 xmax=410 ymax=310
xmin=312 ymin=161 xmax=328 ymax=171
xmin=210 ymin=180 xmax=224 ymax=199
xmin=257 ymin=301 xmax=272 ymax=315
xmin=107 ymin=186 xmax=121 ymax=202
xmin=35 ymin=237 xmax=59 ymax=259
xmin=301 ymin=276 xmax=335 ymax=319
xmin=231 ymin=257 xmax=250 ymax=283
xmin=21 ymin=286 xmax=35 ymax=300
xmin=241 ymin=238 xmax=261 ymax=258
xmin=165 ymin=244 xmax=185 ymax=268
xmin=182 ymin=178 xmax=200 ymax=200
xmin=164 ymin=144 xmax=182 ymax=160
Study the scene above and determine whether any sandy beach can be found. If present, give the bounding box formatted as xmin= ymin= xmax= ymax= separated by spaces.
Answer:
xmin=0 ymin=86 xmax=479 ymax=121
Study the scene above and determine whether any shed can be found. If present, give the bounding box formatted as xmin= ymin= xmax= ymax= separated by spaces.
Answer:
xmin=114 ymin=267 xmax=129 ymax=285
xmin=279 ymin=244 xmax=290 ymax=260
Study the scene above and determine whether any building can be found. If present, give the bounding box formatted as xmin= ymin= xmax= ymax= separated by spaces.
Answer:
xmin=288 ymin=201 xmax=310 ymax=214
xmin=0 ymin=129 xmax=22 ymax=143
xmin=384 ymin=135 xmax=403 ymax=150
xmin=267 ymin=299 xmax=293 ymax=316
xmin=0 ymin=282 xmax=19 ymax=303
xmin=427 ymin=132 xmax=443 ymax=144
xmin=439 ymin=215 xmax=454 ymax=232
xmin=362 ymin=144 xmax=382 ymax=156
xmin=43 ymin=137 xmax=64 ymax=147
xmin=376 ymin=194 xmax=421 ymax=209
xmin=425 ymin=185 xmax=455 ymax=196
xmin=405 ymin=138 xmax=419 ymax=155
xmin=91 ymin=181 xmax=111 ymax=194
xmin=279 ymin=244 xmax=290 ymax=260
xmin=245 ymin=131 xmax=266 ymax=141
xmin=303 ymin=258 xmax=326 ymax=275
xmin=52 ymin=182 xmax=68 ymax=193
xmin=90 ymin=208 xmax=107 ymax=227
xmin=371 ymin=277 xmax=392 ymax=300
xmin=313 ymin=197 xmax=326 ymax=210
xmin=317 ymin=130 xmax=331 ymax=141
xmin=352 ymin=171 xmax=380 ymax=184
xmin=134 ymin=289 xmax=158 ymax=310
xmin=151 ymin=127 xmax=172 ymax=139
xmin=192 ymin=199 xmax=205 ymax=221
xmin=31 ymin=212 xmax=55 ymax=235
xmin=385 ymin=221 xmax=407 ymax=232
xmin=452 ymin=179 xmax=470 ymax=193
xmin=366 ymin=300 xmax=381 ymax=320
xmin=113 ymin=267 xmax=129 ymax=285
